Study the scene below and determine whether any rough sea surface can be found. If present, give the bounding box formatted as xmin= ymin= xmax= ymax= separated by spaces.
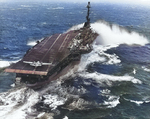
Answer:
xmin=0 ymin=2 xmax=150 ymax=119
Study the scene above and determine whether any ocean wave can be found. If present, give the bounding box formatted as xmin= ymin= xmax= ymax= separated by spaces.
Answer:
xmin=21 ymin=5 xmax=32 ymax=8
xmin=0 ymin=60 xmax=20 ymax=68
xmin=100 ymin=89 xmax=111 ymax=96
xmin=43 ymin=94 xmax=66 ymax=110
xmin=40 ymin=22 xmax=47 ymax=26
xmin=91 ymin=21 xmax=149 ymax=46
xmin=63 ymin=89 xmax=120 ymax=109
xmin=129 ymin=100 xmax=144 ymax=105
xmin=78 ymin=44 xmax=121 ymax=72
xmin=27 ymin=41 xmax=37 ymax=46
xmin=142 ymin=66 xmax=150 ymax=72
xmin=101 ymin=89 xmax=120 ymax=108
xmin=0 ymin=87 xmax=39 ymax=119
xmin=27 ymin=38 xmax=44 ymax=46
xmin=0 ymin=61 xmax=10 ymax=68
xmin=0 ymin=80 xmax=66 ymax=119
xmin=17 ymin=26 xmax=27 ymax=30
xmin=124 ymin=98 xmax=148 ymax=106
xmin=52 ymin=7 xmax=64 ymax=10
xmin=78 ymin=72 xmax=142 ymax=86
xmin=68 ymin=21 xmax=149 ymax=46
xmin=63 ymin=116 xmax=69 ymax=119
xmin=104 ymin=96 xmax=120 ymax=108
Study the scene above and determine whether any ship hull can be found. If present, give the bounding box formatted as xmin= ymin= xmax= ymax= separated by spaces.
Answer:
xmin=5 ymin=2 xmax=99 ymax=89
xmin=26 ymin=60 xmax=80 ymax=89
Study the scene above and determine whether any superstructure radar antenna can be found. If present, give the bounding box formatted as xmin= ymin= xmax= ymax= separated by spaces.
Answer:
xmin=84 ymin=2 xmax=91 ymax=27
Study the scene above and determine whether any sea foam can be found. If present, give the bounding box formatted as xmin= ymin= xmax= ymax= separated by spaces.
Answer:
xmin=104 ymin=96 xmax=120 ymax=108
xmin=69 ymin=20 xmax=149 ymax=46
xmin=0 ymin=61 xmax=10 ymax=68
xmin=0 ymin=20 xmax=147 ymax=118
xmin=91 ymin=21 xmax=149 ymax=46
xmin=0 ymin=60 xmax=20 ymax=68
xmin=78 ymin=72 xmax=142 ymax=86
xmin=0 ymin=88 xmax=39 ymax=119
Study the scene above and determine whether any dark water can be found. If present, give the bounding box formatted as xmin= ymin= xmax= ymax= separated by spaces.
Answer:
xmin=0 ymin=2 xmax=150 ymax=119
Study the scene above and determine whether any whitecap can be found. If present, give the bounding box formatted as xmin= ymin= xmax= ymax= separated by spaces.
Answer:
xmin=21 ymin=5 xmax=32 ymax=8
xmin=0 ymin=60 xmax=20 ymax=68
xmin=100 ymin=89 xmax=111 ymax=95
xmin=125 ymin=98 xmax=144 ymax=106
xmin=70 ymin=21 xmax=148 ymax=46
xmin=27 ymin=41 xmax=37 ymax=46
xmin=10 ymin=83 xmax=15 ymax=87
xmin=43 ymin=94 xmax=66 ymax=110
xmin=142 ymin=66 xmax=150 ymax=72
xmin=125 ymin=97 xmax=150 ymax=106
xmin=0 ymin=61 xmax=10 ymax=68
xmin=0 ymin=88 xmax=39 ymax=119
xmin=18 ymin=26 xmax=27 ymax=30
xmin=52 ymin=7 xmax=64 ymax=10
xmin=145 ymin=100 xmax=150 ymax=103
xmin=63 ymin=116 xmax=69 ymax=119
xmin=37 ymin=112 xmax=45 ymax=118
xmin=69 ymin=21 xmax=148 ymax=46
xmin=27 ymin=38 xmax=44 ymax=46
xmin=133 ymin=68 xmax=136 ymax=74
xmin=91 ymin=21 xmax=149 ymax=46
xmin=104 ymin=96 xmax=120 ymax=108
xmin=78 ymin=72 xmax=142 ymax=86
xmin=130 ymin=100 xmax=144 ymax=105
xmin=78 ymin=44 xmax=121 ymax=72
xmin=41 ymin=22 xmax=47 ymax=25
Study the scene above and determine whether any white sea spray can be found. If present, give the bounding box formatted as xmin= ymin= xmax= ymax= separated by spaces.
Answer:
xmin=78 ymin=72 xmax=142 ymax=86
xmin=0 ymin=87 xmax=39 ymax=119
xmin=91 ymin=21 xmax=149 ymax=46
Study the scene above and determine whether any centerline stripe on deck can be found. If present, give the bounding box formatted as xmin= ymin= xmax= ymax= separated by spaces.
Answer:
xmin=41 ymin=34 xmax=62 ymax=62
xmin=58 ymin=34 xmax=70 ymax=52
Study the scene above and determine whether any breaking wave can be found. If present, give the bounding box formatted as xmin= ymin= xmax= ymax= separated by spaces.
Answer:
xmin=142 ymin=66 xmax=150 ymax=72
xmin=0 ymin=60 xmax=19 ymax=68
xmin=69 ymin=21 xmax=149 ymax=46
xmin=0 ymin=87 xmax=39 ymax=119
xmin=27 ymin=38 xmax=44 ymax=46
xmin=0 ymin=61 xmax=10 ymax=68
xmin=78 ymin=44 xmax=121 ymax=71
xmin=27 ymin=41 xmax=37 ymax=46
xmin=0 ymin=21 xmax=146 ymax=118
xmin=124 ymin=98 xmax=150 ymax=106
xmin=104 ymin=96 xmax=120 ymax=108
xmin=78 ymin=72 xmax=142 ymax=86
xmin=91 ymin=21 xmax=149 ymax=46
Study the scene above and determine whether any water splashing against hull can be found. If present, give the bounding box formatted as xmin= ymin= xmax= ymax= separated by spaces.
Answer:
xmin=0 ymin=20 xmax=147 ymax=118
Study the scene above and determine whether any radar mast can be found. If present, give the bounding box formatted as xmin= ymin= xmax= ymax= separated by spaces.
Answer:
xmin=84 ymin=2 xmax=91 ymax=27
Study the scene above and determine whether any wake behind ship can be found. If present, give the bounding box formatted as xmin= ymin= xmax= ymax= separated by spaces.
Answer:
xmin=5 ymin=2 xmax=99 ymax=89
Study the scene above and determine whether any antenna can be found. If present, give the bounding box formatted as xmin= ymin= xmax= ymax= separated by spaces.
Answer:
xmin=84 ymin=2 xmax=91 ymax=27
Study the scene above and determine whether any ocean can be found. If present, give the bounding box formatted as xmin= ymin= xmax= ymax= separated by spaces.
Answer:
xmin=0 ymin=1 xmax=150 ymax=119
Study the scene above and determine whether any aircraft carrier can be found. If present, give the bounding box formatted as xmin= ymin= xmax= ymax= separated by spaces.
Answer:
xmin=5 ymin=2 xmax=99 ymax=89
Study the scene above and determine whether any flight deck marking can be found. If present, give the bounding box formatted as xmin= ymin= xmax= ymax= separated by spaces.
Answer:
xmin=33 ymin=34 xmax=61 ymax=72
xmin=22 ymin=37 xmax=51 ymax=71
xmin=24 ymin=36 xmax=52 ymax=58
xmin=12 ymin=40 xmax=51 ymax=73
xmin=58 ymin=34 xmax=70 ymax=52
xmin=40 ymin=36 xmax=52 ymax=50
xmin=41 ymin=34 xmax=61 ymax=61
